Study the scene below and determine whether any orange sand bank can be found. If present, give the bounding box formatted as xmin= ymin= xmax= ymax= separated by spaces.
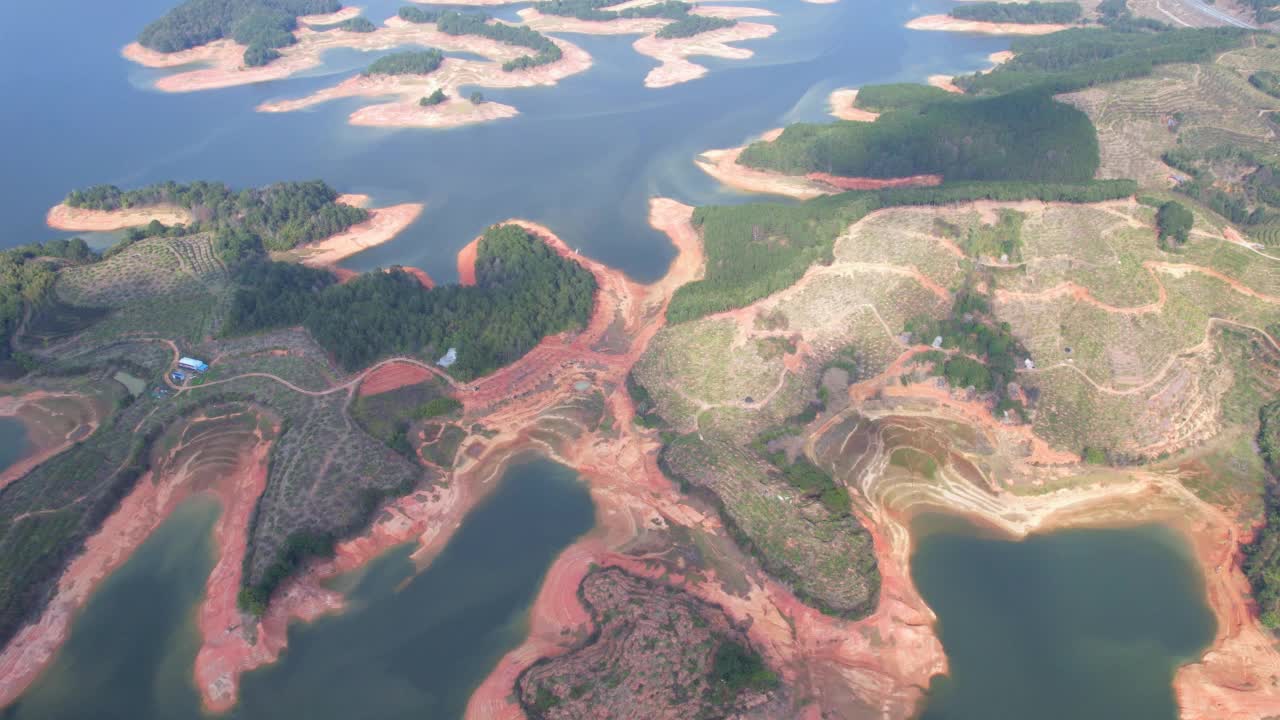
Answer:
xmin=828 ymin=88 xmax=879 ymax=122
xmin=906 ymin=14 xmax=1070 ymax=35
xmin=291 ymin=202 xmax=424 ymax=268
xmin=45 ymin=203 xmax=192 ymax=232
xmin=634 ymin=21 xmax=776 ymax=88
xmin=456 ymin=236 xmax=480 ymax=286
xmin=259 ymin=33 xmax=592 ymax=129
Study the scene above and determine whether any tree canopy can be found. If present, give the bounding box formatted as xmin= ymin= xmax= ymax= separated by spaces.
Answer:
xmin=364 ymin=49 xmax=445 ymax=76
xmin=137 ymin=0 xmax=342 ymax=66
xmin=226 ymin=224 xmax=597 ymax=377
xmin=950 ymin=1 xmax=1082 ymax=24
xmin=65 ymin=180 xmax=368 ymax=252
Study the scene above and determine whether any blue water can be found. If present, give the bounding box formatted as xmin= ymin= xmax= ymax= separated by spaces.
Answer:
xmin=4 ymin=455 xmax=595 ymax=719
xmin=0 ymin=0 xmax=1005 ymax=283
xmin=0 ymin=417 xmax=31 ymax=475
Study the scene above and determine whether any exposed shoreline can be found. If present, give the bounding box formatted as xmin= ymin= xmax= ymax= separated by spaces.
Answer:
xmin=0 ymin=392 xmax=102 ymax=491
xmin=257 ymin=33 xmax=593 ymax=130
xmin=0 ymin=414 xmax=276 ymax=711
xmin=633 ymin=21 xmax=776 ymax=88
xmin=905 ymin=14 xmax=1071 ymax=35
xmin=46 ymin=203 xmax=192 ymax=232
xmin=828 ymin=88 xmax=879 ymax=121
xmin=289 ymin=201 xmax=425 ymax=269
xmin=695 ymin=129 xmax=941 ymax=200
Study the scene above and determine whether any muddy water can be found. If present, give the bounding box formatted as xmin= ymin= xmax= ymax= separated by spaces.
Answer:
xmin=911 ymin=514 xmax=1216 ymax=720
xmin=4 ymin=455 xmax=594 ymax=719
xmin=0 ymin=418 xmax=29 ymax=474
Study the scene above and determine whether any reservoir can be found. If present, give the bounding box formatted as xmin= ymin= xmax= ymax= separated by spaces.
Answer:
xmin=911 ymin=514 xmax=1216 ymax=720
xmin=0 ymin=0 xmax=1004 ymax=283
xmin=0 ymin=418 xmax=29 ymax=475
xmin=4 ymin=455 xmax=595 ymax=719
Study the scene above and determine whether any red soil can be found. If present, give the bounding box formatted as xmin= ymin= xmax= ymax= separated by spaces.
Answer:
xmin=456 ymin=237 xmax=480 ymax=286
xmin=357 ymin=361 xmax=438 ymax=397
xmin=401 ymin=266 xmax=435 ymax=289
xmin=0 ymin=392 xmax=101 ymax=491
xmin=806 ymin=172 xmax=943 ymax=191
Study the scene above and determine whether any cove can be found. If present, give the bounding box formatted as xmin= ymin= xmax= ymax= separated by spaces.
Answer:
xmin=911 ymin=514 xmax=1216 ymax=720
xmin=4 ymin=455 xmax=595 ymax=719
xmin=0 ymin=418 xmax=29 ymax=475
xmin=0 ymin=0 xmax=1005 ymax=283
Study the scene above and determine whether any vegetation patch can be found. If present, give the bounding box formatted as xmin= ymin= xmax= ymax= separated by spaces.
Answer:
xmin=396 ymin=7 xmax=563 ymax=71
xmin=949 ymin=1 xmax=1082 ymax=24
xmin=365 ymin=50 xmax=444 ymax=76
xmin=516 ymin=568 xmax=783 ymax=719
xmin=226 ymin=224 xmax=596 ymax=376
xmin=137 ymin=0 xmax=342 ymax=67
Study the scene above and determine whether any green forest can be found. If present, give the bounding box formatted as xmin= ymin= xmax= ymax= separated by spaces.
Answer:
xmin=226 ymin=224 xmax=596 ymax=376
xmin=666 ymin=179 xmax=1136 ymax=323
xmin=956 ymin=27 xmax=1245 ymax=95
xmin=950 ymin=1 xmax=1082 ymax=24
xmin=1245 ymin=401 xmax=1280 ymax=628
xmin=1163 ymin=145 xmax=1280 ymax=226
xmin=330 ymin=16 xmax=376 ymax=32
xmin=1250 ymin=71 xmax=1280 ymax=100
xmin=365 ymin=49 xmax=444 ymax=76
xmin=655 ymin=15 xmax=736 ymax=39
xmin=0 ymin=239 xmax=95 ymax=368
xmin=396 ymin=7 xmax=563 ymax=71
xmin=137 ymin=0 xmax=343 ymax=67
xmin=850 ymin=83 xmax=952 ymax=113
xmin=738 ymin=89 xmax=1100 ymax=183
xmin=64 ymin=180 xmax=368 ymax=252
xmin=533 ymin=0 xmax=690 ymax=22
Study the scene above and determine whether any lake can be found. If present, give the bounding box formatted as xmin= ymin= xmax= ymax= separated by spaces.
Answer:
xmin=3 ymin=455 xmax=595 ymax=719
xmin=911 ymin=514 xmax=1217 ymax=720
xmin=0 ymin=0 xmax=1005 ymax=283
xmin=0 ymin=418 xmax=29 ymax=475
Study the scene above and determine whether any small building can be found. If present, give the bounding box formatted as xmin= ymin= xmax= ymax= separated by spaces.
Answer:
xmin=931 ymin=336 xmax=943 ymax=349
xmin=178 ymin=357 xmax=209 ymax=373
xmin=170 ymin=370 xmax=187 ymax=384
xmin=437 ymin=348 xmax=458 ymax=368
xmin=1024 ymin=358 xmax=1035 ymax=370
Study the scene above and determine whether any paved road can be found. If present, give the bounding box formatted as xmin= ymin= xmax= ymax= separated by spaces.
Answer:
xmin=1178 ymin=0 xmax=1257 ymax=28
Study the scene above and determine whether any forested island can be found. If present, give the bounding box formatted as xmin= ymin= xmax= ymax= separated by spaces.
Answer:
xmin=225 ymin=224 xmax=597 ymax=376
xmin=137 ymin=0 xmax=342 ymax=67
xmin=64 ymin=180 xmax=368 ymax=252
xmin=656 ymin=15 xmax=736 ymax=39
xmin=397 ymin=7 xmax=563 ymax=71
xmin=740 ymin=90 xmax=1100 ymax=183
xmin=533 ymin=0 xmax=738 ymax=38
xmin=949 ymin=1 xmax=1082 ymax=24
xmin=365 ymin=50 xmax=445 ymax=76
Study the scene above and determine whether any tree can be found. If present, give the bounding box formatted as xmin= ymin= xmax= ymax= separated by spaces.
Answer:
xmin=420 ymin=88 xmax=447 ymax=106
xmin=470 ymin=91 xmax=485 ymax=104
xmin=1156 ymin=200 xmax=1194 ymax=245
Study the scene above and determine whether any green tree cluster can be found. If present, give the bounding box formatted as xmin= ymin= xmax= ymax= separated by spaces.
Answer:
xmin=420 ymin=88 xmax=448 ymax=106
xmin=706 ymin=641 xmax=779 ymax=706
xmin=137 ymin=1 xmax=342 ymax=67
xmin=851 ymin=83 xmax=952 ymax=113
xmin=332 ymin=16 xmax=375 ymax=32
xmin=1163 ymin=145 xmax=1280 ymax=227
xmin=364 ymin=49 xmax=445 ymax=76
xmin=1155 ymin=200 xmax=1194 ymax=246
xmin=0 ymin=239 xmax=95 ymax=364
xmin=739 ymin=89 xmax=1100 ymax=184
xmin=1250 ymin=71 xmax=1280 ymax=99
xmin=225 ymin=224 xmax=596 ymax=377
xmin=1244 ymin=401 xmax=1280 ymax=628
xmin=655 ymin=15 xmax=736 ymax=39
xmin=956 ymin=27 xmax=1245 ymax=95
xmin=396 ymin=7 xmax=563 ymax=71
xmin=951 ymin=1 xmax=1082 ymax=24
xmin=64 ymin=180 xmax=368 ymax=252
xmin=904 ymin=290 xmax=1028 ymax=410
xmin=533 ymin=0 xmax=690 ymax=22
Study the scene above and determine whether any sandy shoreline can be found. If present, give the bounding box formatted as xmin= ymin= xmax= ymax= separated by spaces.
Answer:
xmin=290 ymin=201 xmax=425 ymax=269
xmin=258 ymin=34 xmax=593 ymax=130
xmin=633 ymin=21 xmax=776 ymax=88
xmin=46 ymin=203 xmax=192 ymax=232
xmin=905 ymin=14 xmax=1071 ymax=35
xmin=695 ymin=129 xmax=941 ymax=200
xmin=828 ymin=88 xmax=879 ymax=121
xmin=0 ymin=392 xmax=101 ymax=491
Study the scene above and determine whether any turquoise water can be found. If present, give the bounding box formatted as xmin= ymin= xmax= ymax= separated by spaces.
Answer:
xmin=4 ymin=456 xmax=595 ymax=719
xmin=0 ymin=418 xmax=29 ymax=474
xmin=912 ymin=515 xmax=1217 ymax=720
xmin=0 ymin=0 xmax=1006 ymax=282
